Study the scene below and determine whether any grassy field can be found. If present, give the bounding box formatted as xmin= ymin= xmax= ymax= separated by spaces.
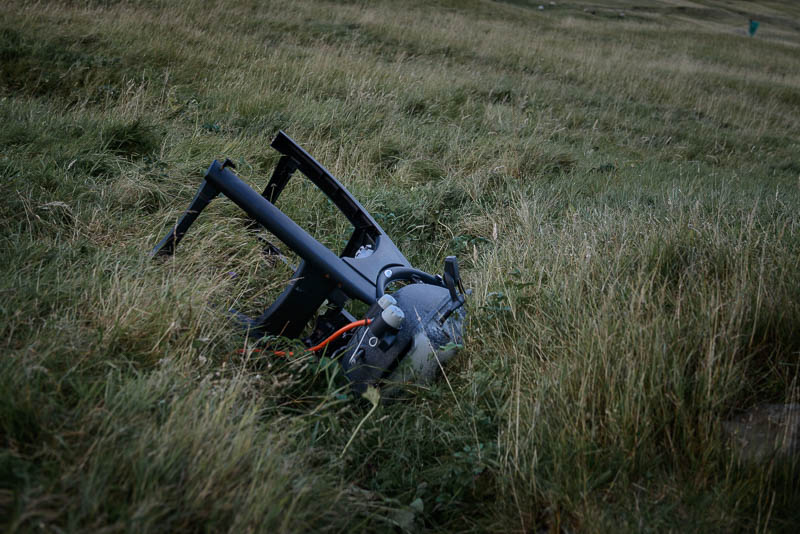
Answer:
xmin=2 ymin=0 xmax=799 ymax=531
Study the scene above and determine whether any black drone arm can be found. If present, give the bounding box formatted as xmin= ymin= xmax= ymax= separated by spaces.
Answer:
xmin=152 ymin=132 xmax=411 ymax=339
xmin=270 ymin=131 xmax=379 ymax=233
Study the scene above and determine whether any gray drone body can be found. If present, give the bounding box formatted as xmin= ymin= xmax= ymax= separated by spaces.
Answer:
xmin=152 ymin=131 xmax=467 ymax=393
xmin=341 ymin=282 xmax=466 ymax=393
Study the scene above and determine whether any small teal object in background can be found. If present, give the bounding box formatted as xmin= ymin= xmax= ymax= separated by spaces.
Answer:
xmin=748 ymin=19 xmax=759 ymax=37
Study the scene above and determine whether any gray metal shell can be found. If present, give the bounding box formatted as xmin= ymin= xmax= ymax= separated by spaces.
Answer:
xmin=340 ymin=283 xmax=465 ymax=393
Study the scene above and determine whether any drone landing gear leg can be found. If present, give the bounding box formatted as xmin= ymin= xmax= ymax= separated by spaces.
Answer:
xmin=151 ymin=179 xmax=219 ymax=257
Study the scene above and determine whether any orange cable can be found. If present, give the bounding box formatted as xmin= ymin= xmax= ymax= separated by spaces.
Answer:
xmin=237 ymin=318 xmax=371 ymax=357
xmin=308 ymin=318 xmax=371 ymax=353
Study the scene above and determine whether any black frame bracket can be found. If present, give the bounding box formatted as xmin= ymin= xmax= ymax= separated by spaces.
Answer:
xmin=152 ymin=131 xmax=414 ymax=339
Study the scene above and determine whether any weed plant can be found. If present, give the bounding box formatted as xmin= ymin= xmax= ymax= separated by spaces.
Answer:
xmin=1 ymin=0 xmax=799 ymax=531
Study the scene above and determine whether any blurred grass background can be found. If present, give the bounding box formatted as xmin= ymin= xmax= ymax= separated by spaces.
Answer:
xmin=1 ymin=0 xmax=799 ymax=531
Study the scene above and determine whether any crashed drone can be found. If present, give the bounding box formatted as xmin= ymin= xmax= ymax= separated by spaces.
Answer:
xmin=152 ymin=131 xmax=467 ymax=393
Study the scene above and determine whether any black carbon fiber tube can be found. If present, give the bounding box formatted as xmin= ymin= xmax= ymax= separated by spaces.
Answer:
xmin=203 ymin=160 xmax=375 ymax=304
